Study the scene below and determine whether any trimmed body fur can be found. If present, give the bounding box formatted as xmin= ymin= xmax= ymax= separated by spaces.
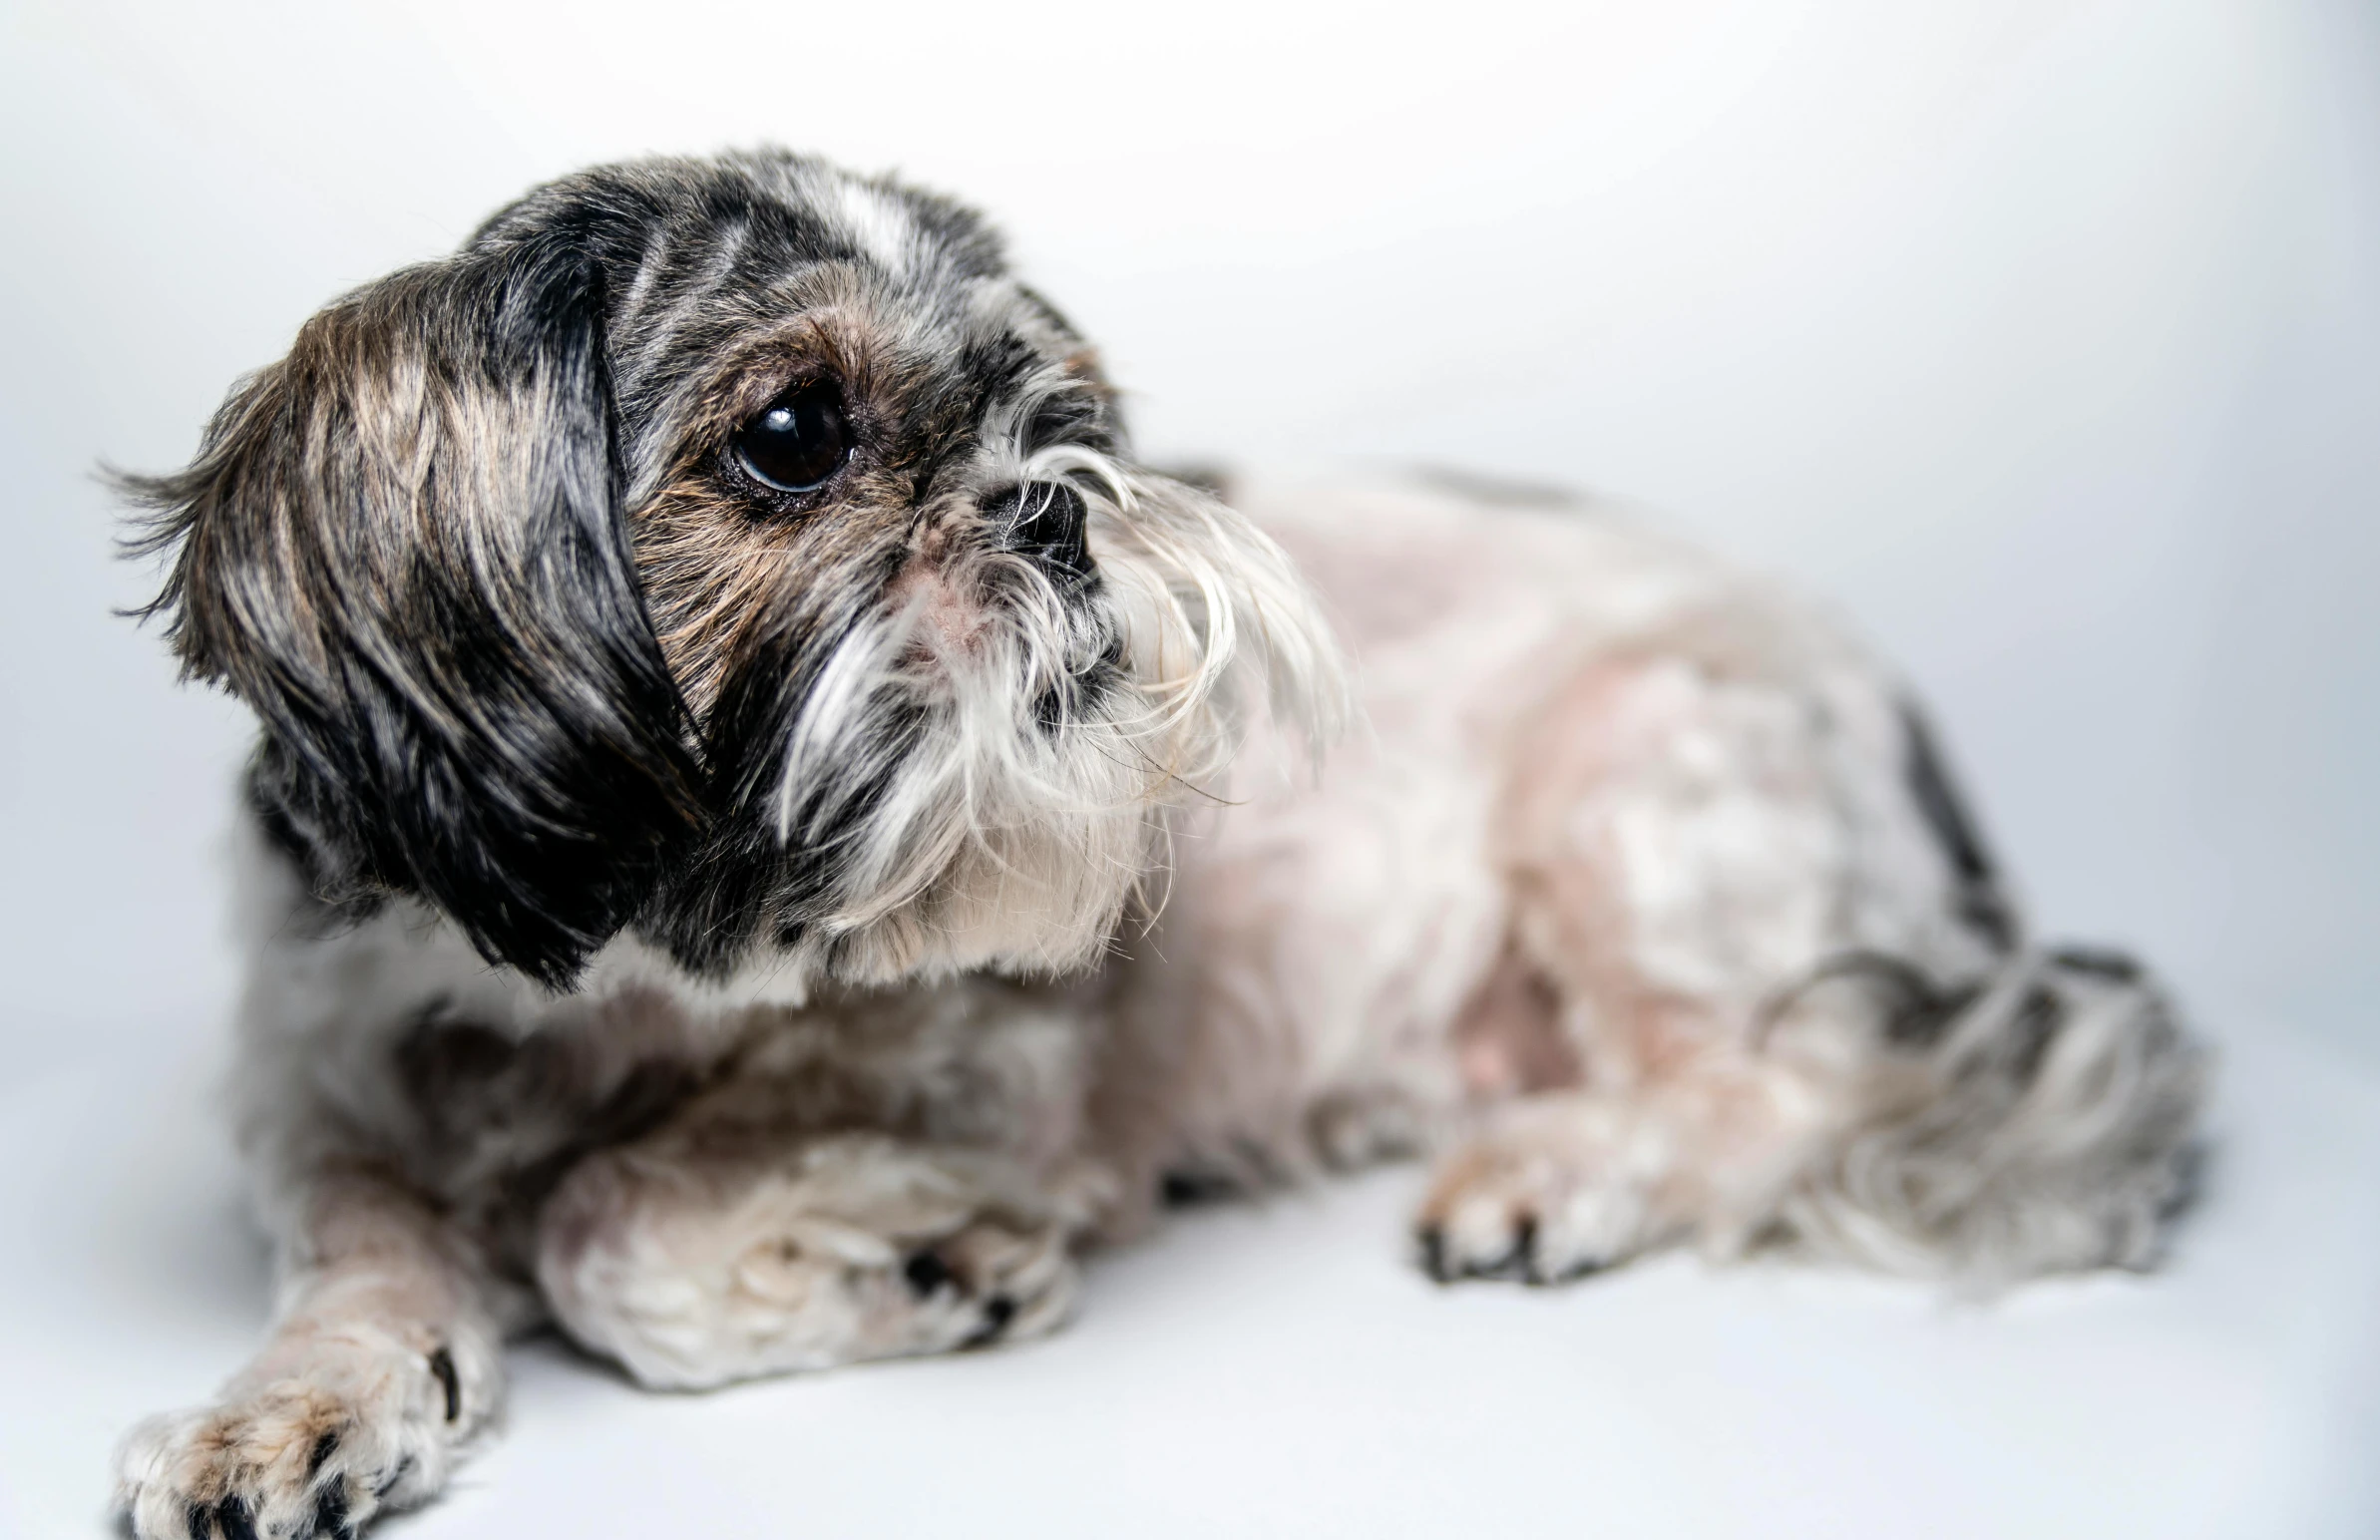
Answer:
xmin=111 ymin=154 xmax=2202 ymax=1540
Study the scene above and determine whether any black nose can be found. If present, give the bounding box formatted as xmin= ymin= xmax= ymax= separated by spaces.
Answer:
xmin=992 ymin=483 xmax=1093 ymax=583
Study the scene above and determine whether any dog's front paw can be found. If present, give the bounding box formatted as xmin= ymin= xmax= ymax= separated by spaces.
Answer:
xmin=114 ymin=1334 xmax=471 ymax=1540
xmin=539 ymin=1133 xmax=1084 ymax=1389
xmin=1414 ymin=1096 xmax=1678 ymax=1285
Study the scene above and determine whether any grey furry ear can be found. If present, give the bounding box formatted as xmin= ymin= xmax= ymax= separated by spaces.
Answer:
xmin=124 ymin=238 xmax=702 ymax=987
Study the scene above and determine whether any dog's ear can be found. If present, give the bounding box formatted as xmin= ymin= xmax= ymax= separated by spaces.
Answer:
xmin=124 ymin=239 xmax=702 ymax=987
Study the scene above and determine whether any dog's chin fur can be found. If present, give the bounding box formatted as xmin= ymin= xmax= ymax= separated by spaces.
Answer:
xmin=746 ymin=460 xmax=1345 ymax=989
xmin=108 ymin=151 xmax=2204 ymax=1540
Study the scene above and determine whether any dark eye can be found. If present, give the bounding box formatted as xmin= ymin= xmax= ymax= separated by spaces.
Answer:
xmin=733 ymin=381 xmax=852 ymax=493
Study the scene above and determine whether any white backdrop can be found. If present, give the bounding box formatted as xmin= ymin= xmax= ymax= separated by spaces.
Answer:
xmin=3 ymin=0 xmax=2375 ymax=1082
xmin=4 ymin=4 xmax=2380 ymax=1538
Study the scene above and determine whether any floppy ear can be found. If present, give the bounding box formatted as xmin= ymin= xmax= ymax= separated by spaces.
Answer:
xmin=125 ymin=239 xmax=702 ymax=987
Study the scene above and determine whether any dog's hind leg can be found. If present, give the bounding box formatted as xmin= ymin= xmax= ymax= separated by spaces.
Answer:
xmin=1418 ymin=952 xmax=2204 ymax=1285
xmin=115 ymin=1166 xmax=503 ymax=1540
xmin=1416 ymin=1041 xmax=1842 ymax=1282
xmin=1415 ymin=637 xmax=2203 ymax=1286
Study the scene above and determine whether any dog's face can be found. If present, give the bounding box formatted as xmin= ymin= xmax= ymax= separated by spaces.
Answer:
xmin=129 ymin=151 xmax=1339 ymax=989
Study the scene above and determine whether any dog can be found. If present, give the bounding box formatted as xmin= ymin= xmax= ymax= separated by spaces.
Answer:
xmin=109 ymin=150 xmax=2205 ymax=1539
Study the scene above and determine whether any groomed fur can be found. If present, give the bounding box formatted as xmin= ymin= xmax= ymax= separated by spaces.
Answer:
xmin=120 ymin=241 xmax=707 ymax=987
xmin=111 ymin=154 xmax=2202 ymax=1540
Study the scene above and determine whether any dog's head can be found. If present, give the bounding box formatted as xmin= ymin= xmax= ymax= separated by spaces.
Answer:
xmin=127 ymin=150 xmax=1342 ymax=990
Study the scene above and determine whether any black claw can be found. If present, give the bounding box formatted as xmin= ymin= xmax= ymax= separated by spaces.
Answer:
xmin=427 ymin=1346 xmax=460 ymax=1423
xmin=1507 ymin=1215 xmax=1540 ymax=1283
xmin=309 ymin=1481 xmax=349 ymax=1540
xmin=212 ymin=1497 xmax=258 ymax=1540
xmin=902 ymin=1249 xmax=955 ymax=1299
xmin=1158 ymin=1169 xmax=1238 ymax=1208
xmin=186 ymin=1502 xmax=213 ymax=1540
xmin=1417 ymin=1224 xmax=1451 ymax=1283
xmin=305 ymin=1431 xmax=339 ymax=1478
xmin=964 ymin=1294 xmax=1018 ymax=1348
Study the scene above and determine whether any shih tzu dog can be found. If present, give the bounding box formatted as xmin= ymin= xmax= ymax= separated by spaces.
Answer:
xmin=112 ymin=150 xmax=2203 ymax=1539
